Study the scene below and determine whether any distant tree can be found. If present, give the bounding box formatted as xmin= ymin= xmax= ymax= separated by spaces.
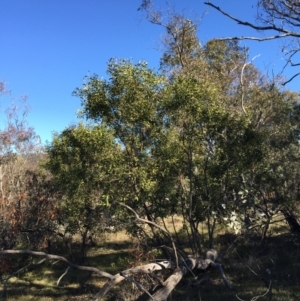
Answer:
xmin=20 ymin=168 xmax=60 ymax=252
xmin=0 ymin=88 xmax=42 ymax=250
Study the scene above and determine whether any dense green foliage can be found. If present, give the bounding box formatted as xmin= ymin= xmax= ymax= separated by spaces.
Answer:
xmin=44 ymin=12 xmax=300 ymax=256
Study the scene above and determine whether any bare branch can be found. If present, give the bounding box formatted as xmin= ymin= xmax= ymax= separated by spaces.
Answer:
xmin=204 ymin=2 xmax=300 ymax=37
xmin=1 ymin=248 xmax=231 ymax=301
xmin=290 ymin=62 xmax=300 ymax=67
xmin=148 ymin=268 xmax=183 ymax=301
xmin=204 ymin=1 xmax=300 ymax=84
xmin=115 ymin=201 xmax=179 ymax=268
xmin=0 ymin=250 xmax=113 ymax=279
xmin=147 ymin=256 xmax=233 ymax=300
xmin=210 ymin=262 xmax=233 ymax=290
xmin=57 ymin=266 xmax=70 ymax=286
xmin=283 ymin=72 xmax=300 ymax=85
xmin=236 ymin=280 xmax=272 ymax=301
xmin=212 ymin=34 xmax=291 ymax=42
xmin=91 ymin=274 xmax=125 ymax=300
xmin=240 ymin=53 xmax=261 ymax=114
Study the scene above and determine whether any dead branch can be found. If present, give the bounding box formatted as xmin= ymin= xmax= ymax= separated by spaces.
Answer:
xmin=145 ymin=256 xmax=233 ymax=301
xmin=282 ymin=72 xmax=300 ymax=85
xmin=120 ymin=272 xmax=155 ymax=300
xmin=57 ymin=266 xmax=70 ymax=286
xmin=0 ymin=249 xmax=113 ymax=279
xmin=91 ymin=261 xmax=172 ymax=301
xmin=148 ymin=268 xmax=184 ymax=301
xmin=210 ymin=262 xmax=233 ymax=290
xmin=0 ymin=249 xmax=232 ymax=301
xmin=236 ymin=281 xmax=272 ymax=301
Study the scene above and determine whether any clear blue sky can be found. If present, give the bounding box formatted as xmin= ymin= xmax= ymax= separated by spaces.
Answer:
xmin=1 ymin=0 xmax=298 ymax=144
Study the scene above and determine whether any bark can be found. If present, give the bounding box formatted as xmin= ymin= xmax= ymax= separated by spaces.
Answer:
xmin=148 ymin=268 xmax=184 ymax=301
xmin=282 ymin=209 xmax=300 ymax=233
xmin=95 ymin=255 xmax=229 ymax=301
xmin=91 ymin=261 xmax=172 ymax=301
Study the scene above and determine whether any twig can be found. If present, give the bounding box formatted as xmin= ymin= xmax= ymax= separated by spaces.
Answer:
xmin=236 ymin=281 xmax=272 ymax=301
xmin=204 ymin=1 xmax=300 ymax=85
xmin=240 ymin=53 xmax=261 ymax=114
xmin=57 ymin=266 xmax=70 ymax=286
xmin=283 ymin=72 xmax=300 ymax=85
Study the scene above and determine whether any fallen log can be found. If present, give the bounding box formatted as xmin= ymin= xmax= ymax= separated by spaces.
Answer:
xmin=0 ymin=249 xmax=233 ymax=301
xmin=93 ymin=250 xmax=233 ymax=301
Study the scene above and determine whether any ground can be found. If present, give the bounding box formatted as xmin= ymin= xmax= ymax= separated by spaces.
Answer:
xmin=2 ymin=222 xmax=300 ymax=301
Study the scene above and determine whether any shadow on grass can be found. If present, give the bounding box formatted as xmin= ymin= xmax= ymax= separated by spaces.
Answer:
xmin=4 ymin=280 xmax=96 ymax=301
xmin=214 ymin=231 xmax=300 ymax=301
xmin=1 ymin=239 xmax=132 ymax=301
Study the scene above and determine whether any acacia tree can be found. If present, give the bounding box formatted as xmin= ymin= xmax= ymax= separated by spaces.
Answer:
xmin=45 ymin=123 xmax=123 ymax=262
xmin=205 ymin=0 xmax=300 ymax=84
xmin=72 ymin=59 xmax=181 ymax=255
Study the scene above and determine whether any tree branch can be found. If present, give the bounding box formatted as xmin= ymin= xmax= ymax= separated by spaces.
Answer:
xmin=204 ymin=2 xmax=300 ymax=37
xmin=0 ymin=250 xmax=113 ymax=279
xmin=147 ymin=268 xmax=183 ymax=301
xmin=115 ymin=201 xmax=179 ymax=268
xmin=240 ymin=53 xmax=261 ymax=114
xmin=120 ymin=272 xmax=155 ymax=300
xmin=283 ymin=72 xmax=300 ymax=85
xmin=91 ymin=261 xmax=172 ymax=300
xmin=210 ymin=262 xmax=233 ymax=290
xmin=211 ymin=34 xmax=291 ymax=42
xmin=57 ymin=266 xmax=70 ymax=286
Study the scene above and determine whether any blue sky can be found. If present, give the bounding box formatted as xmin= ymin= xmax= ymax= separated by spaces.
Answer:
xmin=1 ymin=0 xmax=299 ymax=144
